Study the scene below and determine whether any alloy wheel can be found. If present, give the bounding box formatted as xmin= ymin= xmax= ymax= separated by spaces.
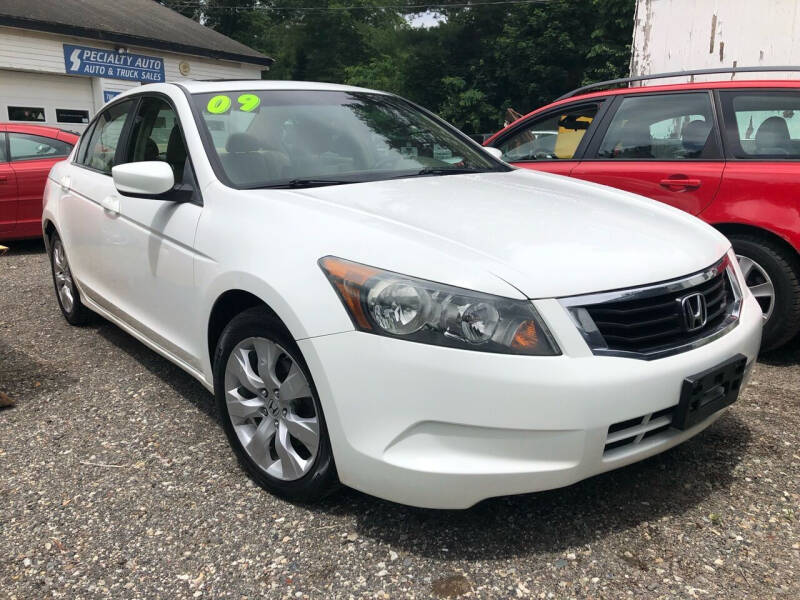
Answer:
xmin=224 ymin=337 xmax=319 ymax=481
xmin=736 ymin=254 xmax=775 ymax=322
xmin=52 ymin=240 xmax=75 ymax=313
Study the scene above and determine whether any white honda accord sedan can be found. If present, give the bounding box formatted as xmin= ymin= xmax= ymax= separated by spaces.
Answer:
xmin=43 ymin=81 xmax=762 ymax=509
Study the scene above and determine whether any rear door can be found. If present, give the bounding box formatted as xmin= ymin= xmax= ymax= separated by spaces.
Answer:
xmin=7 ymin=128 xmax=73 ymax=237
xmin=0 ymin=128 xmax=18 ymax=235
xmin=61 ymin=99 xmax=136 ymax=304
xmin=712 ymin=89 xmax=800 ymax=247
xmin=491 ymin=101 xmax=606 ymax=176
xmin=571 ymin=91 xmax=724 ymax=215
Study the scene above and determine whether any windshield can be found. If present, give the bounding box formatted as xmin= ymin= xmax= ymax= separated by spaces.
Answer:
xmin=192 ymin=90 xmax=506 ymax=188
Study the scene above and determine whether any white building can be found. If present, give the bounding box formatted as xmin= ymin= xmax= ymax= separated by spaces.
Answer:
xmin=0 ymin=0 xmax=273 ymax=131
xmin=630 ymin=0 xmax=800 ymax=82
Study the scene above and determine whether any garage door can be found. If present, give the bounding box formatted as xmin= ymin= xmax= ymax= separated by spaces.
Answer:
xmin=0 ymin=70 xmax=94 ymax=132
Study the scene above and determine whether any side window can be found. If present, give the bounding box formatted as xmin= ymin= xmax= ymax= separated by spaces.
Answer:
xmin=81 ymin=100 xmax=133 ymax=174
xmin=498 ymin=104 xmax=599 ymax=161
xmin=126 ymin=97 xmax=188 ymax=183
xmin=8 ymin=133 xmax=72 ymax=161
xmin=76 ymin=120 xmax=97 ymax=164
xmin=597 ymin=93 xmax=718 ymax=160
xmin=0 ymin=133 xmax=6 ymax=163
xmin=720 ymin=91 xmax=800 ymax=159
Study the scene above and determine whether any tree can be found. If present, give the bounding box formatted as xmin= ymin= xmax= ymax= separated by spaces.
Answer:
xmin=437 ymin=76 xmax=495 ymax=133
xmin=159 ymin=0 xmax=636 ymax=133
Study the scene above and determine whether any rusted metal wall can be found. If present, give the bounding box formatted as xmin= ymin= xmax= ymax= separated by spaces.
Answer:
xmin=630 ymin=0 xmax=800 ymax=82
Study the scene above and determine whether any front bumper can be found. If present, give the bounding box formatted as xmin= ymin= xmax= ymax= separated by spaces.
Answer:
xmin=298 ymin=293 xmax=762 ymax=509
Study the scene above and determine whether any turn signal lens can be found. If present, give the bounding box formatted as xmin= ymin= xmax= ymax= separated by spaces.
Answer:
xmin=511 ymin=319 xmax=539 ymax=350
xmin=318 ymin=256 xmax=377 ymax=330
xmin=319 ymin=256 xmax=560 ymax=356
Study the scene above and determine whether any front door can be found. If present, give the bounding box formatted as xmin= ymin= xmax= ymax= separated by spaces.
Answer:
xmin=571 ymin=92 xmax=724 ymax=215
xmin=103 ymin=94 xmax=203 ymax=370
xmin=492 ymin=101 xmax=604 ymax=177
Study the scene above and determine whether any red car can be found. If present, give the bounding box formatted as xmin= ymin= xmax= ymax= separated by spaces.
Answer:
xmin=485 ymin=68 xmax=800 ymax=351
xmin=0 ymin=123 xmax=79 ymax=241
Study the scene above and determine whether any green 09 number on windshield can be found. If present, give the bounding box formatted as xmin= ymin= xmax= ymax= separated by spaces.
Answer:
xmin=206 ymin=93 xmax=261 ymax=114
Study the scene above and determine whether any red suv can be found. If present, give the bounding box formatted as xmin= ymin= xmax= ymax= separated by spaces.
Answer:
xmin=485 ymin=71 xmax=800 ymax=351
xmin=0 ymin=124 xmax=79 ymax=242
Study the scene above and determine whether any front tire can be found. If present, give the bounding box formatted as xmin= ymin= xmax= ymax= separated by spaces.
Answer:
xmin=730 ymin=234 xmax=800 ymax=352
xmin=49 ymin=233 xmax=91 ymax=326
xmin=213 ymin=307 xmax=338 ymax=502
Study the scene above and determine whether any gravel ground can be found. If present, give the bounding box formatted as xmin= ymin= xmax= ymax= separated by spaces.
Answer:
xmin=1 ymin=240 xmax=798 ymax=600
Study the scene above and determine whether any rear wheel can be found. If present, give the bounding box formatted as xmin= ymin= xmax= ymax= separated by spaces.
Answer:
xmin=729 ymin=234 xmax=800 ymax=351
xmin=213 ymin=307 xmax=338 ymax=502
xmin=49 ymin=233 xmax=91 ymax=325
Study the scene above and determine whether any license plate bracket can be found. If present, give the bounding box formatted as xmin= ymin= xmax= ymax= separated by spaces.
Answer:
xmin=673 ymin=354 xmax=747 ymax=431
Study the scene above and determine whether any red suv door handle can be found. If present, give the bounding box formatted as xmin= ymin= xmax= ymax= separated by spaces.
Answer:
xmin=0 ymin=175 xmax=7 ymax=183
xmin=659 ymin=176 xmax=701 ymax=191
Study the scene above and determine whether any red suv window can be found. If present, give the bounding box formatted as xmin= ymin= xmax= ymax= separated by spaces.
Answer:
xmin=497 ymin=103 xmax=600 ymax=162
xmin=595 ymin=92 xmax=719 ymax=160
xmin=719 ymin=90 xmax=800 ymax=159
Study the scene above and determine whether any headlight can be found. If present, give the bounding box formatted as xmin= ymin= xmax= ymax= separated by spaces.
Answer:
xmin=319 ymin=256 xmax=560 ymax=356
xmin=726 ymin=248 xmax=745 ymax=296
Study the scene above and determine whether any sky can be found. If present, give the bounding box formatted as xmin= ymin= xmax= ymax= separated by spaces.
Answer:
xmin=406 ymin=10 xmax=446 ymax=28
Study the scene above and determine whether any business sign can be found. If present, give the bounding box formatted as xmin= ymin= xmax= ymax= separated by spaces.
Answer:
xmin=63 ymin=44 xmax=165 ymax=83
xmin=103 ymin=90 xmax=120 ymax=103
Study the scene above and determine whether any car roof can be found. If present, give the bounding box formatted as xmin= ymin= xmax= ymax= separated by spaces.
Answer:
xmin=0 ymin=122 xmax=80 ymax=140
xmin=132 ymin=79 xmax=388 ymax=97
xmin=560 ymin=78 xmax=800 ymax=103
xmin=486 ymin=78 xmax=800 ymax=145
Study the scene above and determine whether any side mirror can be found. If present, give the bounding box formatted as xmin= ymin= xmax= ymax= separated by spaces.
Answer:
xmin=112 ymin=161 xmax=175 ymax=197
xmin=483 ymin=146 xmax=504 ymax=160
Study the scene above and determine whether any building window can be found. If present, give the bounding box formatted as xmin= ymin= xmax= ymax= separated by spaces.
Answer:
xmin=8 ymin=106 xmax=46 ymax=122
xmin=56 ymin=109 xmax=90 ymax=124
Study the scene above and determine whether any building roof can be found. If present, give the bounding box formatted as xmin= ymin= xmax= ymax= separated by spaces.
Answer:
xmin=0 ymin=0 xmax=273 ymax=67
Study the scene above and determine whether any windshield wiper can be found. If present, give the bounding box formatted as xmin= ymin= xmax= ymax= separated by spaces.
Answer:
xmin=262 ymin=178 xmax=355 ymax=189
xmin=396 ymin=167 xmax=493 ymax=178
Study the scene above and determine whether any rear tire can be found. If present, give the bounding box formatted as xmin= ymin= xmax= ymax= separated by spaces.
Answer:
xmin=48 ymin=233 xmax=92 ymax=326
xmin=729 ymin=234 xmax=800 ymax=352
xmin=213 ymin=306 xmax=339 ymax=503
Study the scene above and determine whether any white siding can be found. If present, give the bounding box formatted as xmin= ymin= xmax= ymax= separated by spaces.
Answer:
xmin=631 ymin=0 xmax=800 ymax=83
xmin=0 ymin=25 xmax=263 ymax=124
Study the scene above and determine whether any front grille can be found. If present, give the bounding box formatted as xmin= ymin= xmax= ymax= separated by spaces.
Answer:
xmin=586 ymin=270 xmax=731 ymax=353
xmin=604 ymin=406 xmax=675 ymax=454
xmin=561 ymin=257 xmax=742 ymax=359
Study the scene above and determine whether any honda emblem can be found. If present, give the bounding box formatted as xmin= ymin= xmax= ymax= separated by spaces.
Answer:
xmin=680 ymin=292 xmax=708 ymax=332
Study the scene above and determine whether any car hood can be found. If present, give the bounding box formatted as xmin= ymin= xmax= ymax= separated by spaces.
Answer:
xmin=278 ymin=169 xmax=730 ymax=299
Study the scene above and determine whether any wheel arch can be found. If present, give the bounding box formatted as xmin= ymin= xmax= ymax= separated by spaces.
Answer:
xmin=42 ymin=218 xmax=57 ymax=251
xmin=712 ymin=222 xmax=800 ymax=262
xmin=207 ymin=289 xmax=292 ymax=369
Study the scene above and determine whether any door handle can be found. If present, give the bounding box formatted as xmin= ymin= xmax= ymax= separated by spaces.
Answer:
xmin=60 ymin=175 xmax=71 ymax=192
xmin=100 ymin=195 xmax=120 ymax=214
xmin=659 ymin=177 xmax=701 ymax=191
xmin=0 ymin=175 xmax=7 ymax=183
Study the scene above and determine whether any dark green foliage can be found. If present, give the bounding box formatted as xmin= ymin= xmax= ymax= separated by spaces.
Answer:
xmin=157 ymin=0 xmax=635 ymax=133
